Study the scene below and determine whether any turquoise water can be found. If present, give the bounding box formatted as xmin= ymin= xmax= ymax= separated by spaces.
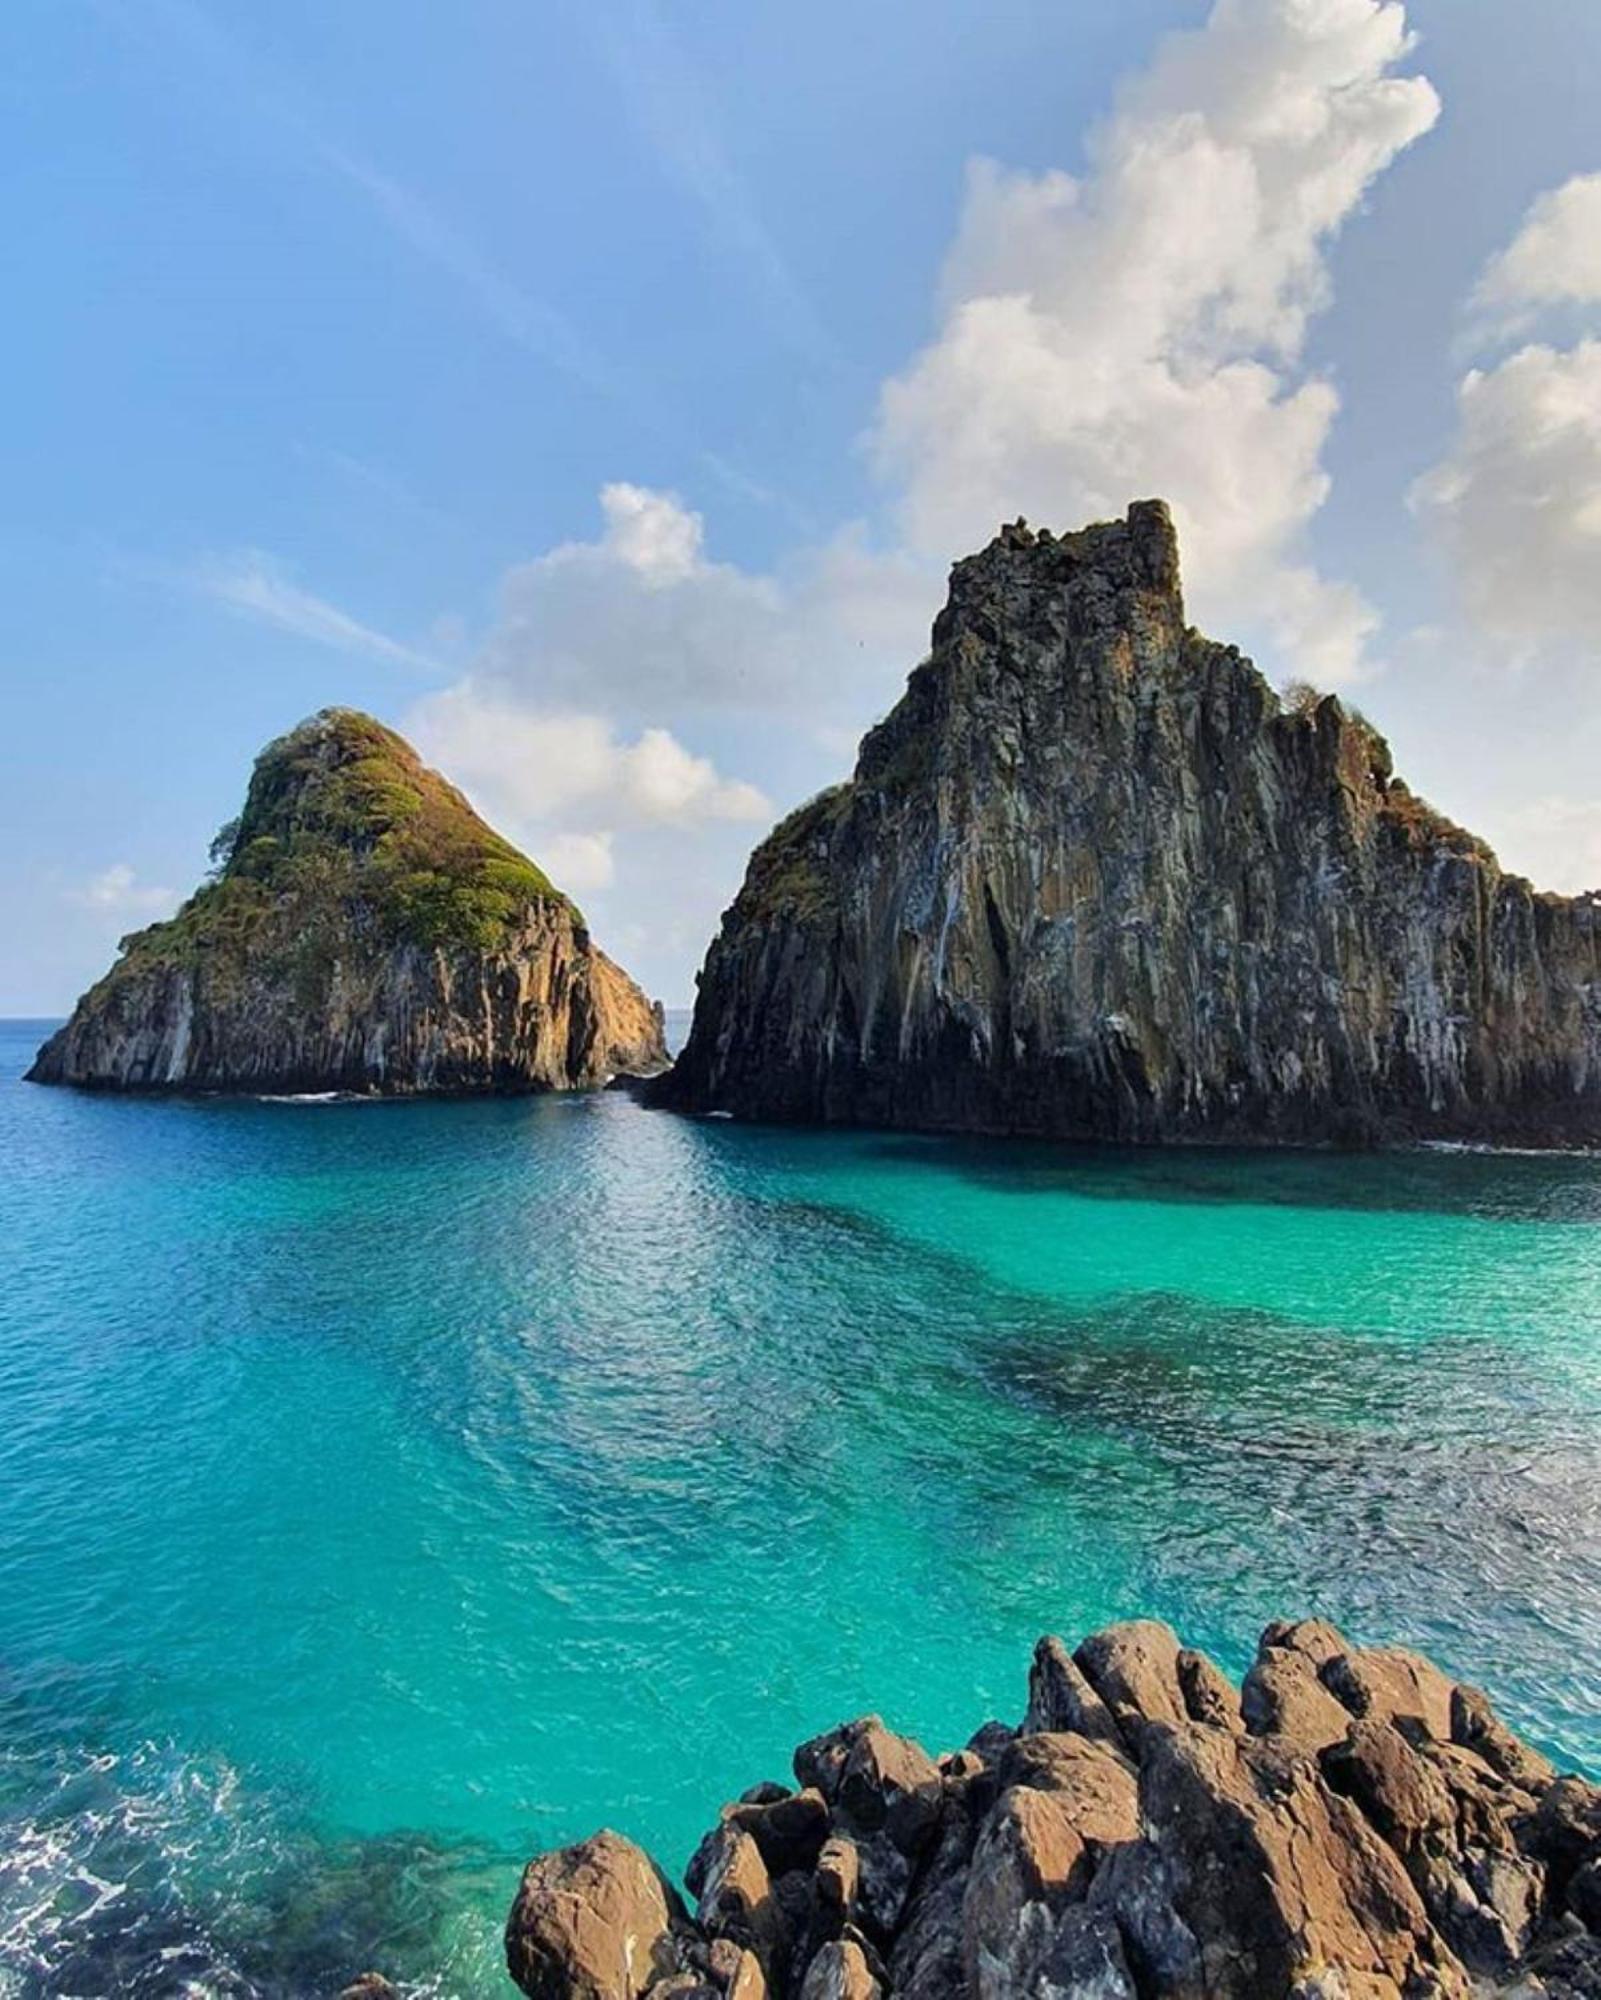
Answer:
xmin=1 ymin=1013 xmax=1599 ymax=1996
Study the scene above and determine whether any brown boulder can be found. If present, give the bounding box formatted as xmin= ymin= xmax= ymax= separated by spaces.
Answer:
xmin=506 ymin=1830 xmax=684 ymax=2000
xmin=815 ymin=1835 xmax=860 ymax=1920
xmin=695 ymin=1825 xmax=789 ymax=1976
xmin=1323 ymin=1718 xmax=1544 ymax=1975
xmin=1242 ymin=1647 xmax=1355 ymax=1754
xmin=1074 ymin=1621 xmax=1188 ymax=1743
xmin=962 ymin=1785 xmax=1092 ymax=1996
xmin=704 ymin=1937 xmax=766 ymax=1999
xmin=723 ymin=1788 xmax=831 ymax=1879
xmin=1320 ymin=1644 xmax=1456 ymax=1742
xmin=1176 ymin=1647 xmax=1244 ymax=1733
xmin=995 ymin=1731 xmax=1140 ymax=1848
xmin=1022 ymin=1636 xmax=1125 ymax=1749
xmin=796 ymin=1937 xmax=881 ymax=2000
xmin=1109 ymin=1722 xmax=1470 ymax=1997
xmin=1451 ymin=1683 xmax=1557 ymax=1791
xmin=792 ymin=1716 xmax=944 ymax=1936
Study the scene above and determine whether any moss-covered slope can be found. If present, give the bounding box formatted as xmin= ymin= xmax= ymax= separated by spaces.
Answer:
xmin=30 ymin=709 xmax=667 ymax=1094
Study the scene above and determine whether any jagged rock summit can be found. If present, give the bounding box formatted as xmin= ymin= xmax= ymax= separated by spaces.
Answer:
xmin=29 ymin=707 xmax=667 ymax=1095
xmin=662 ymin=502 xmax=1601 ymax=1145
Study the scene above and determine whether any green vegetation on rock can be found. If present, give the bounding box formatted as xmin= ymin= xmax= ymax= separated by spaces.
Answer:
xmin=738 ymin=785 xmax=850 ymax=924
xmin=117 ymin=709 xmax=570 ymax=984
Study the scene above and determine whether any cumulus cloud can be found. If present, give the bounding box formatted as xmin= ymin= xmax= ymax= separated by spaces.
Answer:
xmin=409 ymin=679 xmax=770 ymax=835
xmin=70 ymin=864 xmax=178 ymax=918
xmin=871 ymin=0 xmax=1439 ymax=682
xmin=1472 ymin=172 xmax=1601 ymax=335
xmin=477 ymin=483 xmax=932 ymax=715
xmin=1412 ymin=341 xmax=1601 ymax=657
xmin=1415 ymin=171 xmax=1601 ymax=662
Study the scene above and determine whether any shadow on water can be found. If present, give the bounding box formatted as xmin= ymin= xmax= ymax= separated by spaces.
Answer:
xmin=844 ymin=1128 xmax=1601 ymax=1224
xmin=975 ymin=1289 xmax=1601 ymax=1764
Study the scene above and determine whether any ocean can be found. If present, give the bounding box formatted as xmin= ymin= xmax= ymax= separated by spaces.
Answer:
xmin=1 ymin=1013 xmax=1598 ymax=1995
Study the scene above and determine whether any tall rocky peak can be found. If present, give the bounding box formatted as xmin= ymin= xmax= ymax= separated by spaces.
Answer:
xmin=30 ymin=707 xmax=667 ymax=1095
xmin=662 ymin=502 xmax=1601 ymax=1145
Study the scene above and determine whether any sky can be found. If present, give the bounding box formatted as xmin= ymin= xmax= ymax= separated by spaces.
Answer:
xmin=3 ymin=0 xmax=1600 ymax=1012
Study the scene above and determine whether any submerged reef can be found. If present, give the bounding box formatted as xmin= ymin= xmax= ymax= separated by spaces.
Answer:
xmin=29 ymin=707 xmax=666 ymax=1095
xmin=661 ymin=504 xmax=1601 ymax=1146
xmin=499 ymin=1620 xmax=1601 ymax=1998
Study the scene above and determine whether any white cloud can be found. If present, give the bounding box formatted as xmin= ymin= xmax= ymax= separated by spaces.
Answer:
xmin=410 ymin=679 xmax=770 ymax=830
xmin=870 ymin=0 xmax=1438 ymax=683
xmin=593 ymin=481 xmax=707 ymax=586
xmin=1481 ymin=795 xmax=1601 ymax=898
xmin=537 ymin=831 xmax=617 ymax=893
xmin=1473 ymin=172 xmax=1601 ymax=334
xmin=190 ymin=550 xmax=437 ymax=671
xmin=70 ymin=864 xmax=178 ymax=918
xmin=478 ymin=484 xmax=933 ymax=716
xmin=406 ymin=679 xmax=769 ymax=902
xmin=1412 ymin=342 xmax=1601 ymax=657
xmin=1416 ymin=163 xmax=1601 ymax=662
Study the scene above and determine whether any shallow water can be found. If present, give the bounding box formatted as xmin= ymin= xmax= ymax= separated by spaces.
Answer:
xmin=1 ymin=1015 xmax=1598 ymax=1995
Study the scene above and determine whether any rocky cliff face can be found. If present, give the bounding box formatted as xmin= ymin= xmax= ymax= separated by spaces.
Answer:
xmin=662 ymin=502 xmax=1601 ymax=1145
xmin=500 ymin=1620 xmax=1601 ymax=1999
xmin=29 ymin=709 xmax=667 ymax=1095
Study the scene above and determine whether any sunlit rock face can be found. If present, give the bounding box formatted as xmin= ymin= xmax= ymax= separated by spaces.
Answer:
xmin=662 ymin=503 xmax=1601 ymax=1145
xmin=505 ymin=1620 xmax=1601 ymax=2000
xmin=30 ymin=708 xmax=667 ymax=1096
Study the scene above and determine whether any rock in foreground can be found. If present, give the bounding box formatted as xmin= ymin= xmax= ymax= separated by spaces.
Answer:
xmin=661 ymin=503 xmax=1601 ymax=1145
xmin=506 ymin=1620 xmax=1601 ymax=1998
xmin=29 ymin=708 xmax=667 ymax=1095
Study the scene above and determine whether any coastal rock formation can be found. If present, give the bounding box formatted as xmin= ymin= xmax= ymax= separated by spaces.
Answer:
xmin=29 ymin=709 xmax=667 ymax=1094
xmin=661 ymin=502 xmax=1601 ymax=1144
xmin=504 ymin=1621 xmax=1601 ymax=1999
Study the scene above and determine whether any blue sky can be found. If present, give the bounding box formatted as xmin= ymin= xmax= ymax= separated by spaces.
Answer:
xmin=4 ymin=0 xmax=1601 ymax=1010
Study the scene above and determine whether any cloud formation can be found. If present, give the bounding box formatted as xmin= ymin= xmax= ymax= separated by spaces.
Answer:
xmin=475 ymin=483 xmax=932 ymax=716
xmin=1413 ymin=341 xmax=1601 ymax=658
xmin=408 ymin=678 xmax=769 ymax=840
xmin=1415 ymin=171 xmax=1601 ymax=662
xmin=70 ymin=864 xmax=178 ymax=919
xmin=1472 ymin=172 xmax=1601 ymax=336
xmin=871 ymin=0 xmax=1439 ymax=683
xmin=190 ymin=550 xmax=438 ymax=671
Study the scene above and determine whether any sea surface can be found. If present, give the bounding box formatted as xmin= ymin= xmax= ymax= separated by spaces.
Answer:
xmin=2 ymin=1013 xmax=1599 ymax=1996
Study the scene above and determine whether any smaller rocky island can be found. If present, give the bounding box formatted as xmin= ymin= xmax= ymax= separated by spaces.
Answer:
xmin=499 ymin=1621 xmax=1601 ymax=1999
xmin=29 ymin=708 xmax=667 ymax=1095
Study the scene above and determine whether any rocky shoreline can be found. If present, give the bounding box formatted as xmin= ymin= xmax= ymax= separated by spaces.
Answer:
xmin=495 ymin=1620 xmax=1601 ymax=1999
